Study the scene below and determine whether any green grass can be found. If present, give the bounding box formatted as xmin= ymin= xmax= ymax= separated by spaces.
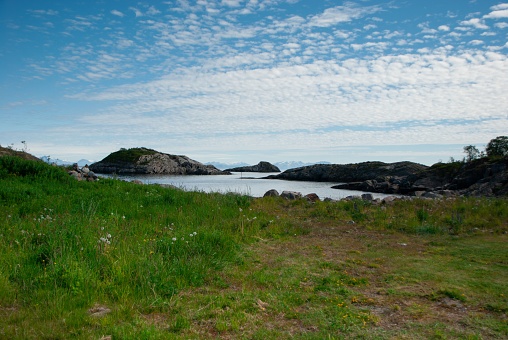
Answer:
xmin=0 ymin=155 xmax=507 ymax=339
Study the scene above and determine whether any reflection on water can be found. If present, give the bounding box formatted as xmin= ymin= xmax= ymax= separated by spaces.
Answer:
xmin=103 ymin=172 xmax=389 ymax=200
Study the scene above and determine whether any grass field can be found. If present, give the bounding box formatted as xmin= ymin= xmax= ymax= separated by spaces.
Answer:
xmin=0 ymin=156 xmax=507 ymax=339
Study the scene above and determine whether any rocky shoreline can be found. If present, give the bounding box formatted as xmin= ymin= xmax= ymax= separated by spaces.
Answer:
xmin=266 ymin=157 xmax=508 ymax=198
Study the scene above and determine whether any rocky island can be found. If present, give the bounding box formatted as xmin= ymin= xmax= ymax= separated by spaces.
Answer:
xmin=89 ymin=147 xmax=229 ymax=175
xmin=225 ymin=161 xmax=280 ymax=173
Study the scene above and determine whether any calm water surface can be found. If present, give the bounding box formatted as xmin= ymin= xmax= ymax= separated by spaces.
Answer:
xmin=105 ymin=172 xmax=390 ymax=200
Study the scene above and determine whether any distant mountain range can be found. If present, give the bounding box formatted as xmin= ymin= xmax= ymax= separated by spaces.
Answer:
xmin=207 ymin=161 xmax=331 ymax=171
xmin=41 ymin=156 xmax=93 ymax=167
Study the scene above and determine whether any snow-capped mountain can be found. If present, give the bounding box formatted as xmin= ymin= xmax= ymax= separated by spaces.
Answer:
xmin=40 ymin=156 xmax=93 ymax=167
xmin=207 ymin=161 xmax=330 ymax=171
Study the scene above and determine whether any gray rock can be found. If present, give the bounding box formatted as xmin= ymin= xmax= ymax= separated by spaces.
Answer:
xmin=382 ymin=196 xmax=398 ymax=204
xmin=280 ymin=191 xmax=303 ymax=200
xmin=305 ymin=193 xmax=320 ymax=202
xmin=422 ymin=192 xmax=443 ymax=199
xmin=343 ymin=195 xmax=362 ymax=201
xmin=263 ymin=189 xmax=279 ymax=197
xmin=361 ymin=193 xmax=374 ymax=201
xmin=68 ymin=170 xmax=82 ymax=180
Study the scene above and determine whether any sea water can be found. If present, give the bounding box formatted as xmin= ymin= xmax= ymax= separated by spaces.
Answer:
xmin=104 ymin=172 xmax=391 ymax=200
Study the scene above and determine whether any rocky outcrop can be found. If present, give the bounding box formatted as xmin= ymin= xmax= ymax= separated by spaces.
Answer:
xmin=89 ymin=147 xmax=230 ymax=175
xmin=447 ymin=157 xmax=508 ymax=196
xmin=225 ymin=161 xmax=280 ymax=173
xmin=266 ymin=158 xmax=508 ymax=197
xmin=332 ymin=158 xmax=508 ymax=197
xmin=266 ymin=161 xmax=427 ymax=182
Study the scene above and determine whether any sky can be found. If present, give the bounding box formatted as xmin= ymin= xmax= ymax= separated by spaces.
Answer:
xmin=1 ymin=0 xmax=507 ymax=166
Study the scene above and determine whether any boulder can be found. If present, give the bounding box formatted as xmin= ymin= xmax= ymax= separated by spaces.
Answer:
xmin=305 ymin=193 xmax=320 ymax=202
xmin=382 ymin=196 xmax=398 ymax=204
xmin=263 ymin=189 xmax=279 ymax=197
xmin=361 ymin=193 xmax=374 ymax=201
xmin=280 ymin=191 xmax=302 ymax=200
xmin=422 ymin=192 xmax=443 ymax=199
xmin=68 ymin=170 xmax=81 ymax=180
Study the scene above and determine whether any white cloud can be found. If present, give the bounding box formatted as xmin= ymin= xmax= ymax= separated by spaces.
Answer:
xmin=460 ymin=18 xmax=489 ymax=29
xmin=484 ymin=9 xmax=508 ymax=19
xmin=438 ymin=25 xmax=450 ymax=31
xmin=418 ymin=22 xmax=438 ymax=34
xmin=308 ymin=4 xmax=381 ymax=27
xmin=111 ymin=10 xmax=125 ymax=17
xmin=222 ymin=0 xmax=243 ymax=7
xmin=495 ymin=22 xmax=508 ymax=28
xmin=490 ymin=3 xmax=508 ymax=11
xmin=129 ymin=7 xmax=143 ymax=17
xmin=72 ymin=50 xmax=507 ymax=157
xmin=469 ymin=39 xmax=484 ymax=45
xmin=117 ymin=39 xmax=134 ymax=49
xmin=28 ymin=9 xmax=59 ymax=16
xmin=147 ymin=6 xmax=161 ymax=15
xmin=484 ymin=3 xmax=508 ymax=18
xmin=65 ymin=16 xmax=96 ymax=31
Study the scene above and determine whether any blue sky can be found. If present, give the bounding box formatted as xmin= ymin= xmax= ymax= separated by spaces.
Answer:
xmin=1 ymin=0 xmax=507 ymax=165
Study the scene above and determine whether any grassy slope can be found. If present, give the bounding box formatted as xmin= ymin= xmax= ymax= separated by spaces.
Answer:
xmin=0 ymin=156 xmax=507 ymax=339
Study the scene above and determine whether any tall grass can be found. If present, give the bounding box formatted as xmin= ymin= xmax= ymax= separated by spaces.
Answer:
xmin=0 ymin=156 xmax=304 ymax=337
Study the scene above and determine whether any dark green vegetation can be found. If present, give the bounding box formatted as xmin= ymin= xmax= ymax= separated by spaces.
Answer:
xmin=102 ymin=147 xmax=159 ymax=163
xmin=486 ymin=136 xmax=508 ymax=158
xmin=1 ymin=156 xmax=507 ymax=339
